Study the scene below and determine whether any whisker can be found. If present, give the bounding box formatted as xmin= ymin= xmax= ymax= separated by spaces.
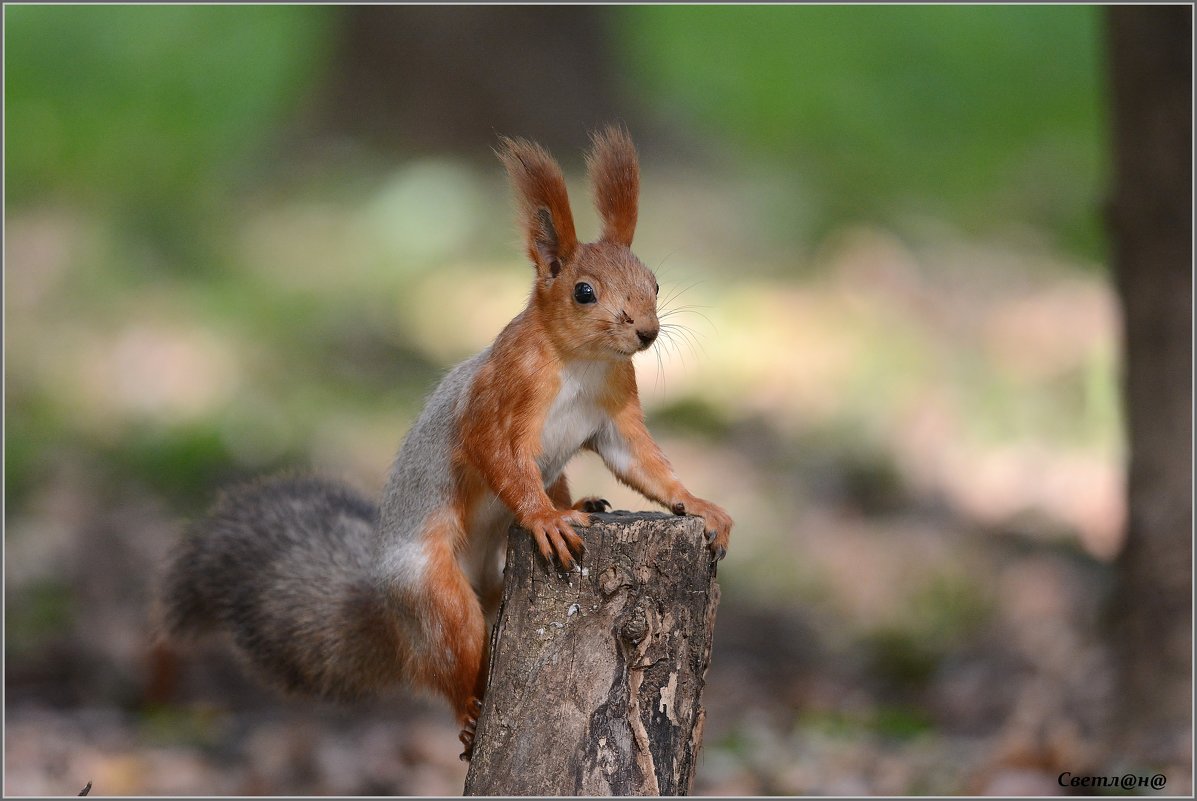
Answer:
xmin=660 ymin=326 xmax=686 ymax=367
xmin=661 ymin=322 xmax=703 ymax=359
xmin=654 ymin=251 xmax=678 ymax=277
xmin=660 ymin=306 xmax=716 ymax=331
xmin=660 ymin=302 xmax=712 ymax=314
xmin=662 ymin=313 xmax=709 ymax=360
xmin=661 ymin=319 xmax=702 ymax=345
xmin=659 ymin=280 xmax=705 ymax=310
xmin=653 ymin=340 xmax=666 ymax=396
xmin=662 ymin=319 xmax=709 ymax=347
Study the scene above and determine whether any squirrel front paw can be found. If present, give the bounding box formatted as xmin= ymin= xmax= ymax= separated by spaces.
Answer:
xmin=523 ymin=509 xmax=589 ymax=570
xmin=671 ymin=496 xmax=733 ymax=561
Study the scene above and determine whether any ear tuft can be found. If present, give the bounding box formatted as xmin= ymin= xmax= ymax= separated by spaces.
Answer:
xmin=586 ymin=125 xmax=640 ymax=247
xmin=497 ymin=136 xmax=578 ymax=275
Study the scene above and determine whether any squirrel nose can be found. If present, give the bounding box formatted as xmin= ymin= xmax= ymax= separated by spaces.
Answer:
xmin=636 ymin=327 xmax=659 ymax=348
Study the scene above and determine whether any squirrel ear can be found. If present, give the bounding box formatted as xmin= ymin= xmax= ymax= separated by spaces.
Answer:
xmin=496 ymin=135 xmax=578 ymax=277
xmin=586 ymin=125 xmax=639 ymax=247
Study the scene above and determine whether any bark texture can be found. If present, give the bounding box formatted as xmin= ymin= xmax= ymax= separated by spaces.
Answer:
xmin=464 ymin=512 xmax=721 ymax=796
xmin=1105 ymin=5 xmax=1193 ymax=769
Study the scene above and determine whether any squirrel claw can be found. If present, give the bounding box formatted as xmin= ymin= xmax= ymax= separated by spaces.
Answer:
xmin=680 ymin=496 xmax=732 ymax=559
xmin=527 ymin=511 xmax=587 ymax=571
xmin=458 ymin=698 xmax=482 ymax=761
xmin=576 ymin=497 xmax=611 ymax=513
xmin=458 ymin=728 xmax=476 ymax=761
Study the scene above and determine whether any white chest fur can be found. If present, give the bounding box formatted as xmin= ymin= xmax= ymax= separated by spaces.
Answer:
xmin=538 ymin=359 xmax=610 ymax=484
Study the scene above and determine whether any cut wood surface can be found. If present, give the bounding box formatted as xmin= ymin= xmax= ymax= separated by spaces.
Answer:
xmin=463 ymin=512 xmax=721 ymax=796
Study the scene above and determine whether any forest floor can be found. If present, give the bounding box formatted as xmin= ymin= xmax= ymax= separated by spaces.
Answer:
xmin=4 ymin=436 xmax=1187 ymax=796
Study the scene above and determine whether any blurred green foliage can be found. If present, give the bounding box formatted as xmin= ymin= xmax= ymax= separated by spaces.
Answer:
xmin=4 ymin=4 xmax=332 ymax=241
xmin=107 ymin=422 xmax=250 ymax=506
xmin=5 ymin=578 xmax=74 ymax=657
xmin=863 ymin=571 xmax=993 ymax=697
xmin=139 ymin=705 xmax=230 ymax=750
xmin=798 ymin=705 xmax=935 ymax=742
xmin=4 ymin=5 xmax=1107 ymax=259
xmin=618 ymin=5 xmax=1107 ymax=257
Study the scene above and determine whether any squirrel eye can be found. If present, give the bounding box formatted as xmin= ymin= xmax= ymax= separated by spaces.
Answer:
xmin=655 ymin=282 xmax=660 ymax=295
xmin=573 ymin=282 xmax=597 ymax=304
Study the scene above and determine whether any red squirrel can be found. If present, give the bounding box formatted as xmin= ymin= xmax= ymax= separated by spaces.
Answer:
xmin=161 ymin=126 xmax=733 ymax=759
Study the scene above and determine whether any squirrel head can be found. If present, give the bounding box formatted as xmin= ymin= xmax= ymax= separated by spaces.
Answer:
xmin=497 ymin=126 xmax=659 ymax=361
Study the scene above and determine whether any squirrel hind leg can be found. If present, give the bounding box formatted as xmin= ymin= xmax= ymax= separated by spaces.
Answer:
xmin=401 ymin=523 xmax=488 ymax=758
xmin=572 ymin=496 xmax=611 ymax=513
xmin=546 ymin=473 xmax=573 ymax=508
xmin=547 ymin=474 xmax=610 ymax=514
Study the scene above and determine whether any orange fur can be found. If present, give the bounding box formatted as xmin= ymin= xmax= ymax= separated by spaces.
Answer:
xmin=459 ymin=311 xmax=561 ymax=522
xmin=496 ymin=136 xmax=578 ymax=274
xmin=411 ymin=514 xmax=486 ymax=726
xmin=586 ymin=125 xmax=639 ymax=246
xmin=546 ymin=474 xmax=573 ymax=508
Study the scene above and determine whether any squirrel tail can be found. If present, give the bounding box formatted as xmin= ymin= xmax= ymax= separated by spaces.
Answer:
xmin=161 ymin=475 xmax=399 ymax=700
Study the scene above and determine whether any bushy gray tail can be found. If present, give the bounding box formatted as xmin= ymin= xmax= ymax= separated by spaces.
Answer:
xmin=161 ymin=476 xmax=400 ymax=700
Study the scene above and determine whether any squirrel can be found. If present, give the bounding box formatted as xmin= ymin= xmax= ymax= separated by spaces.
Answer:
xmin=160 ymin=125 xmax=733 ymax=760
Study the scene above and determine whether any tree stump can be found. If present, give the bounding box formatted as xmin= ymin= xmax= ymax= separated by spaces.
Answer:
xmin=463 ymin=512 xmax=721 ymax=796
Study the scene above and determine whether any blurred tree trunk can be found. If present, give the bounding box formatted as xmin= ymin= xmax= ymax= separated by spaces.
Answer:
xmin=1105 ymin=5 xmax=1192 ymax=769
xmin=315 ymin=6 xmax=630 ymax=159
